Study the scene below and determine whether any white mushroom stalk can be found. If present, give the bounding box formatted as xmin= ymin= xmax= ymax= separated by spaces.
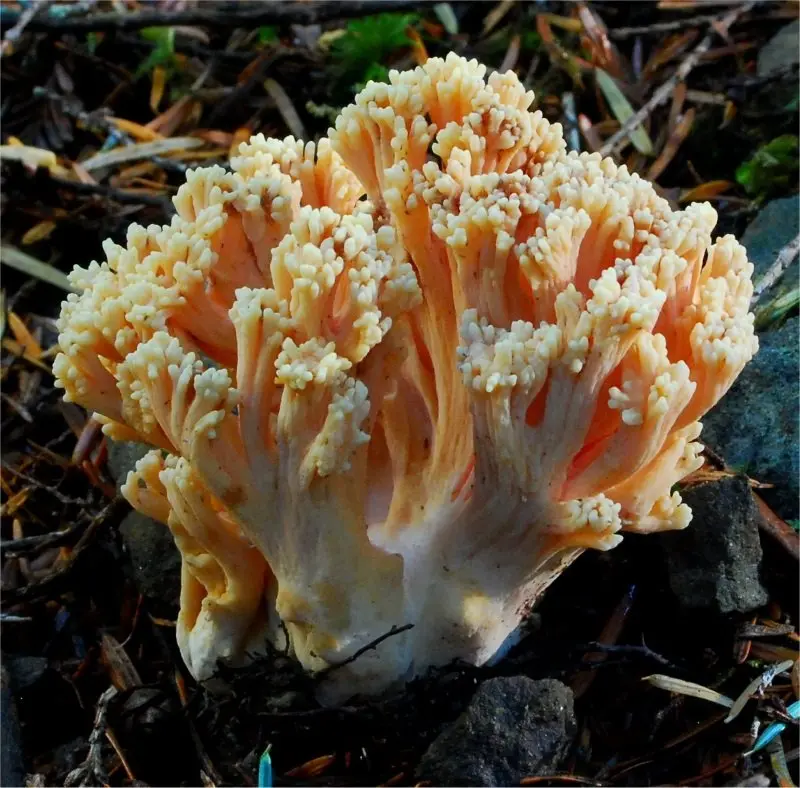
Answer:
xmin=54 ymin=53 xmax=758 ymax=702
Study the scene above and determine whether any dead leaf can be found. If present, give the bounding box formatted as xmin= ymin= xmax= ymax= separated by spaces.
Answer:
xmin=406 ymin=25 xmax=429 ymax=65
xmin=483 ymin=0 xmax=516 ymax=35
xmin=721 ymin=100 xmax=737 ymax=129
xmin=71 ymin=162 xmax=97 ymax=184
xmin=169 ymin=148 xmax=226 ymax=161
xmin=680 ymin=180 xmax=734 ymax=202
xmin=647 ymin=107 xmax=695 ymax=180
xmin=668 ymin=82 xmax=687 ymax=132
xmin=541 ymin=13 xmax=583 ymax=33
xmin=146 ymin=95 xmax=195 ymax=136
xmin=194 ymin=129 xmax=234 ymax=147
xmin=499 ymin=34 xmax=521 ymax=73
xmin=725 ymin=660 xmax=794 ymax=723
xmin=109 ymin=117 xmax=165 ymax=142
xmin=285 ymin=755 xmax=336 ymax=779
xmin=150 ymin=65 xmax=167 ymax=113
xmin=21 ymin=221 xmax=57 ymax=246
xmin=642 ymin=30 xmax=698 ymax=80
xmin=749 ymin=642 xmax=800 ymax=663
xmin=1 ymin=338 xmax=51 ymax=372
xmin=0 ymin=488 xmax=30 ymax=517
xmin=578 ymin=2 xmax=624 ymax=78
xmin=578 ymin=113 xmax=603 ymax=152
xmin=228 ymin=127 xmax=252 ymax=160
xmin=101 ymin=633 xmax=143 ymax=690
xmin=538 ymin=15 xmax=587 ymax=87
xmin=644 ymin=674 xmax=734 ymax=707
xmin=263 ymin=78 xmax=307 ymax=140
xmin=8 ymin=312 xmax=43 ymax=358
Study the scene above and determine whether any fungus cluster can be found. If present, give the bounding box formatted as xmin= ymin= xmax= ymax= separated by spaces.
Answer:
xmin=55 ymin=54 xmax=758 ymax=700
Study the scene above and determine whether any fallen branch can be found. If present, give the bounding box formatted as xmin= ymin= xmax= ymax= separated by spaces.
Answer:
xmin=0 ymin=1 xmax=420 ymax=33
xmin=599 ymin=3 xmax=753 ymax=157
xmin=751 ymin=232 xmax=800 ymax=305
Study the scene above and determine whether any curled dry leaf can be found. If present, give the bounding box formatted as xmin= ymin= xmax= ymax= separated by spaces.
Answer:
xmin=725 ymin=659 xmax=795 ymax=724
xmin=644 ymin=674 xmax=735 ymax=708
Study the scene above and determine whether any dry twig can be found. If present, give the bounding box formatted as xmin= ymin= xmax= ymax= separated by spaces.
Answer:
xmin=751 ymin=232 xmax=800 ymax=305
xmin=315 ymin=623 xmax=414 ymax=679
xmin=1 ymin=497 xmax=128 ymax=604
xmin=609 ymin=12 xmax=726 ymax=39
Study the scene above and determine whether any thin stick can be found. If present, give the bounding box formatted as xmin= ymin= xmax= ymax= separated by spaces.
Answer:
xmin=751 ymin=232 xmax=800 ymax=305
xmin=315 ymin=623 xmax=414 ymax=678
xmin=0 ymin=1 xmax=420 ymax=33
xmin=609 ymin=12 xmax=725 ymax=39
xmin=599 ymin=3 xmax=753 ymax=157
xmin=2 ymin=497 xmax=128 ymax=604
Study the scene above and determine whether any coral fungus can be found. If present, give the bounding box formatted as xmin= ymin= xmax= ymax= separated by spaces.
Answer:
xmin=55 ymin=54 xmax=758 ymax=700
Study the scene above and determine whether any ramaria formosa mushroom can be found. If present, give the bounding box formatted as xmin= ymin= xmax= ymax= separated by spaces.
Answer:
xmin=54 ymin=53 xmax=758 ymax=701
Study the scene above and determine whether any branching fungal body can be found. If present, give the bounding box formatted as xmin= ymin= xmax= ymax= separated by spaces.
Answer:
xmin=55 ymin=54 xmax=758 ymax=701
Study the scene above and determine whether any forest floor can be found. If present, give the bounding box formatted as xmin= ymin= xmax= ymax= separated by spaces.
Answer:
xmin=1 ymin=1 xmax=798 ymax=786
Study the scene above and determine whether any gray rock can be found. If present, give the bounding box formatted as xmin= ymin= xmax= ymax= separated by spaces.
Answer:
xmin=701 ymin=317 xmax=799 ymax=519
xmin=1 ymin=665 xmax=26 ymax=788
xmin=663 ymin=476 xmax=768 ymax=614
xmin=416 ymin=677 xmax=576 ymax=787
xmin=757 ymin=20 xmax=800 ymax=77
xmin=741 ymin=195 xmax=799 ymax=281
xmin=119 ymin=512 xmax=181 ymax=616
xmin=107 ymin=440 xmax=152 ymax=491
xmin=741 ymin=195 xmax=799 ymax=310
xmin=6 ymin=657 xmax=48 ymax=691
xmin=107 ymin=441 xmax=182 ymax=616
xmin=728 ymin=776 xmax=772 ymax=788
